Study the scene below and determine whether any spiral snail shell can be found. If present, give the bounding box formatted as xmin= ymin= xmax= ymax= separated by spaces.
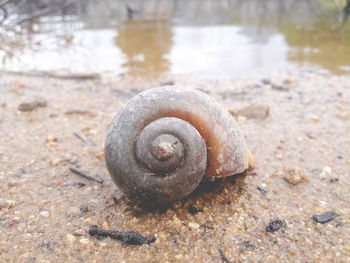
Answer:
xmin=105 ymin=86 xmax=248 ymax=205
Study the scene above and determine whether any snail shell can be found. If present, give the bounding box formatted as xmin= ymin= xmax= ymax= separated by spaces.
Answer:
xmin=105 ymin=86 xmax=248 ymax=204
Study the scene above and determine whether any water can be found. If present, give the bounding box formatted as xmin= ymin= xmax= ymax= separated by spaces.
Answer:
xmin=1 ymin=0 xmax=350 ymax=78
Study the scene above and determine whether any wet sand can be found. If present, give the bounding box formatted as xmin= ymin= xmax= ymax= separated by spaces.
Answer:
xmin=0 ymin=71 xmax=349 ymax=262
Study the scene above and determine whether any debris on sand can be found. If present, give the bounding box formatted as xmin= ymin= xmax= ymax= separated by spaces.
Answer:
xmin=18 ymin=98 xmax=47 ymax=112
xmin=188 ymin=204 xmax=203 ymax=215
xmin=89 ymin=225 xmax=156 ymax=245
xmin=283 ymin=167 xmax=308 ymax=185
xmin=313 ymin=211 xmax=339 ymax=224
xmin=218 ymin=248 xmax=232 ymax=263
xmin=230 ymin=105 xmax=270 ymax=120
xmin=266 ymin=219 xmax=286 ymax=233
xmin=319 ymin=166 xmax=332 ymax=179
xmin=69 ymin=167 xmax=103 ymax=184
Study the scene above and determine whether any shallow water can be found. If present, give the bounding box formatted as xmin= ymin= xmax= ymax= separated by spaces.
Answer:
xmin=1 ymin=0 xmax=350 ymax=77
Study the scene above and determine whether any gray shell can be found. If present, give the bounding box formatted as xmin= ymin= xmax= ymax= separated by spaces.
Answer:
xmin=105 ymin=86 xmax=248 ymax=205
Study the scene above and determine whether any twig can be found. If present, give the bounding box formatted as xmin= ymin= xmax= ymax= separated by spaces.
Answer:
xmin=218 ymin=249 xmax=232 ymax=263
xmin=89 ymin=225 xmax=156 ymax=245
xmin=73 ymin=132 xmax=86 ymax=143
xmin=69 ymin=167 xmax=103 ymax=184
xmin=3 ymin=70 xmax=100 ymax=80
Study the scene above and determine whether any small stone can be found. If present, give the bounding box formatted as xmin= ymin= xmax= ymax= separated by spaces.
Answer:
xmin=283 ymin=167 xmax=307 ymax=185
xmin=80 ymin=205 xmax=89 ymax=213
xmin=319 ymin=166 xmax=332 ymax=179
xmin=337 ymin=111 xmax=350 ymax=121
xmin=311 ymin=114 xmax=321 ymax=122
xmin=313 ymin=211 xmax=339 ymax=224
xmin=188 ymin=222 xmax=200 ymax=230
xmin=80 ymin=238 xmax=90 ymax=244
xmin=0 ymin=199 xmax=15 ymax=209
xmin=18 ymin=99 xmax=47 ymax=112
xmin=261 ymin=78 xmax=271 ymax=85
xmin=96 ymin=152 xmax=104 ymax=160
xmin=248 ymin=150 xmax=255 ymax=171
xmin=46 ymin=142 xmax=57 ymax=148
xmin=271 ymin=84 xmax=289 ymax=91
xmin=50 ymin=158 xmax=62 ymax=167
xmin=266 ymin=219 xmax=286 ymax=232
xmin=46 ymin=136 xmax=57 ymax=143
xmin=40 ymin=211 xmax=50 ymax=218
xmin=66 ymin=234 xmax=76 ymax=243
xmin=235 ymin=104 xmax=270 ymax=120
xmin=82 ymin=126 xmax=91 ymax=131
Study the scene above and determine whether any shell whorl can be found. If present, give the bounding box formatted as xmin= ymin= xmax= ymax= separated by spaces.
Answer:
xmin=105 ymin=86 xmax=248 ymax=204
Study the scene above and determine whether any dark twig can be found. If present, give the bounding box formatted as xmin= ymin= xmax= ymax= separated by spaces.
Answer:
xmin=89 ymin=225 xmax=156 ymax=245
xmin=69 ymin=167 xmax=103 ymax=184
xmin=218 ymin=249 xmax=232 ymax=263
xmin=73 ymin=132 xmax=86 ymax=143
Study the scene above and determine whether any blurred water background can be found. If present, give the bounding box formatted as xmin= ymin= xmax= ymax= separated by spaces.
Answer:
xmin=0 ymin=0 xmax=349 ymax=78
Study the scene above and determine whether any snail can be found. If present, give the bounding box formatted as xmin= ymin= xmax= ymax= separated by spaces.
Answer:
xmin=105 ymin=86 xmax=248 ymax=205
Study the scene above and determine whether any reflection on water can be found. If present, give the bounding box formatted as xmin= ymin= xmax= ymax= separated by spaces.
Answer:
xmin=280 ymin=12 xmax=350 ymax=75
xmin=0 ymin=0 xmax=350 ymax=77
xmin=168 ymin=26 xmax=291 ymax=77
xmin=116 ymin=20 xmax=172 ymax=77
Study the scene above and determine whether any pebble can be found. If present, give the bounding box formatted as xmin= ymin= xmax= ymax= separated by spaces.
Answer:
xmin=66 ymin=234 xmax=76 ymax=243
xmin=46 ymin=142 xmax=57 ymax=148
xmin=310 ymin=114 xmax=321 ymax=122
xmin=188 ymin=222 xmax=200 ymax=230
xmin=319 ymin=166 xmax=332 ymax=179
xmin=271 ymin=84 xmax=289 ymax=91
xmin=18 ymin=98 xmax=47 ymax=112
xmin=0 ymin=199 xmax=15 ymax=209
xmin=232 ymin=104 xmax=270 ymax=120
xmin=313 ymin=211 xmax=339 ymax=224
xmin=283 ymin=167 xmax=307 ymax=185
xmin=96 ymin=152 xmax=104 ymax=160
xmin=50 ymin=158 xmax=62 ymax=167
xmin=337 ymin=111 xmax=350 ymax=120
xmin=80 ymin=205 xmax=89 ymax=213
xmin=266 ymin=219 xmax=286 ymax=232
xmin=46 ymin=136 xmax=57 ymax=142
xmin=39 ymin=211 xmax=50 ymax=218
xmin=80 ymin=238 xmax=90 ymax=245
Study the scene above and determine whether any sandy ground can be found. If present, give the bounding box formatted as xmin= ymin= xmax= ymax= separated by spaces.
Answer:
xmin=0 ymin=71 xmax=349 ymax=262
